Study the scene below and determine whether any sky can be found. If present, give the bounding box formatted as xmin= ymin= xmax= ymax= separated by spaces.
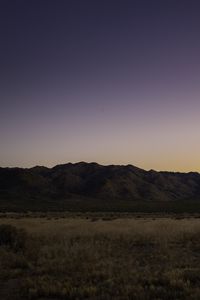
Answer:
xmin=0 ymin=0 xmax=200 ymax=172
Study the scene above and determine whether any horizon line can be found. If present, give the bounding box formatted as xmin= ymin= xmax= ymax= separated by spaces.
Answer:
xmin=0 ymin=161 xmax=199 ymax=175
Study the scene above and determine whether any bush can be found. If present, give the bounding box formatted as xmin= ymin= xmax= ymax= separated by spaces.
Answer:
xmin=0 ymin=224 xmax=27 ymax=251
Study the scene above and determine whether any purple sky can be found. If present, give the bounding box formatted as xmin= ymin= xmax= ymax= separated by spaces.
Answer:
xmin=1 ymin=0 xmax=200 ymax=171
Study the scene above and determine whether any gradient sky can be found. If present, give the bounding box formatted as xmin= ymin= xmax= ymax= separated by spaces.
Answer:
xmin=1 ymin=0 xmax=200 ymax=171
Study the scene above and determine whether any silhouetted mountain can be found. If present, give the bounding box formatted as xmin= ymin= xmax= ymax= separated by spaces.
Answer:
xmin=0 ymin=162 xmax=200 ymax=212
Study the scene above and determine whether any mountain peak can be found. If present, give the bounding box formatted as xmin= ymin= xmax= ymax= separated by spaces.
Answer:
xmin=0 ymin=162 xmax=200 ymax=212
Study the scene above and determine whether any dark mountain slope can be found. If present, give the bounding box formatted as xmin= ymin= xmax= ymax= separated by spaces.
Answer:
xmin=0 ymin=162 xmax=200 ymax=212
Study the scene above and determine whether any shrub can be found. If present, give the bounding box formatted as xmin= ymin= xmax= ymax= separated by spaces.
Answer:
xmin=0 ymin=224 xmax=27 ymax=251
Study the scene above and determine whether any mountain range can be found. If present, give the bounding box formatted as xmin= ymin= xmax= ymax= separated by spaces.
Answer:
xmin=0 ymin=162 xmax=200 ymax=212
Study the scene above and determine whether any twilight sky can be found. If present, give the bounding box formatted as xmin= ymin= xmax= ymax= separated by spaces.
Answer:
xmin=1 ymin=0 xmax=200 ymax=171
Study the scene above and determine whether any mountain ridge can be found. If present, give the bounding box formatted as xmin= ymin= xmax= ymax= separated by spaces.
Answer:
xmin=0 ymin=162 xmax=200 ymax=212
xmin=1 ymin=161 xmax=199 ymax=175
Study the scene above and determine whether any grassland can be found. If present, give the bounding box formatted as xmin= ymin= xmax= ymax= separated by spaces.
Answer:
xmin=0 ymin=214 xmax=200 ymax=299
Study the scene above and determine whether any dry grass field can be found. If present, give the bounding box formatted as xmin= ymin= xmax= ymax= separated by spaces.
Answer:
xmin=0 ymin=215 xmax=200 ymax=299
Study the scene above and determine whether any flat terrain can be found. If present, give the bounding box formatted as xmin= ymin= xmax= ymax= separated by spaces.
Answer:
xmin=0 ymin=215 xmax=200 ymax=299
